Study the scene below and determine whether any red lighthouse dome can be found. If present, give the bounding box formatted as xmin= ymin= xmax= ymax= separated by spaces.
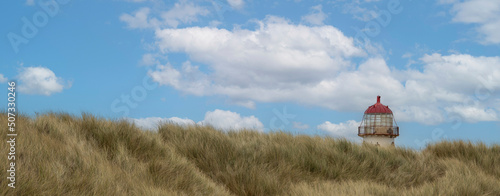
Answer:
xmin=364 ymin=96 xmax=392 ymax=114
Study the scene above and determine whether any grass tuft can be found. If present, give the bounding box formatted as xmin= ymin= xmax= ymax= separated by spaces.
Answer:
xmin=0 ymin=112 xmax=499 ymax=195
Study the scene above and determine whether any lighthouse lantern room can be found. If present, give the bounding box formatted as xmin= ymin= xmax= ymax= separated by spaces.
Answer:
xmin=358 ymin=96 xmax=399 ymax=147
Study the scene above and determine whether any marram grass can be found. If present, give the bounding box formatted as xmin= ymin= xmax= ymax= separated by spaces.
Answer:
xmin=0 ymin=112 xmax=499 ymax=195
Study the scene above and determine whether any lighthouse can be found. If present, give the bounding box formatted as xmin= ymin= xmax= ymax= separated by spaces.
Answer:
xmin=358 ymin=96 xmax=399 ymax=147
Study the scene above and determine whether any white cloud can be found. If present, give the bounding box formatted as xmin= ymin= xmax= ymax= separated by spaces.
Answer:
xmin=130 ymin=109 xmax=263 ymax=132
xmin=140 ymin=53 xmax=161 ymax=66
xmin=149 ymin=61 xmax=210 ymax=96
xmin=0 ymin=74 xmax=7 ymax=83
xmin=229 ymin=100 xmax=256 ymax=109
xmin=148 ymin=15 xmax=500 ymax=124
xmin=415 ymin=53 xmax=500 ymax=95
xmin=227 ymin=0 xmax=244 ymax=9
xmin=199 ymin=109 xmax=264 ymax=132
xmin=402 ymin=52 xmax=412 ymax=58
xmin=17 ymin=67 xmax=68 ymax=96
xmin=149 ymin=63 xmax=181 ymax=87
xmin=450 ymin=0 xmax=499 ymax=24
xmin=128 ymin=116 xmax=195 ymax=130
xmin=317 ymin=120 xmax=362 ymax=142
xmin=209 ymin=20 xmax=223 ymax=27
xmin=120 ymin=1 xmax=209 ymax=29
xmin=445 ymin=105 xmax=498 ymax=123
xmin=302 ymin=5 xmax=327 ymax=25
xmin=395 ymin=53 xmax=500 ymax=123
xmin=446 ymin=0 xmax=500 ymax=44
xmin=339 ymin=2 xmax=379 ymax=22
xmin=292 ymin=121 xmax=310 ymax=130
xmin=151 ymin=16 xmax=366 ymax=105
xmin=120 ymin=7 xmax=160 ymax=29
xmin=393 ymin=106 xmax=446 ymax=125
xmin=150 ymin=59 xmax=395 ymax=112
xmin=161 ymin=0 xmax=209 ymax=28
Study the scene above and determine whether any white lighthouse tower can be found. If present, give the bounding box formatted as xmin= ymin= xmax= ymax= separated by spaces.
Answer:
xmin=358 ymin=96 xmax=399 ymax=147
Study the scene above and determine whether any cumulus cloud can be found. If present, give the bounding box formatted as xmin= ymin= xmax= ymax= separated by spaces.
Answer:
xmin=414 ymin=53 xmax=500 ymax=96
xmin=0 ymin=74 xmax=7 ymax=83
xmin=444 ymin=0 xmax=500 ymax=44
xmin=161 ymin=0 xmax=209 ymax=28
xmin=391 ymin=53 xmax=500 ymax=124
xmin=130 ymin=109 xmax=263 ymax=132
xmin=120 ymin=1 xmax=209 ymax=29
xmin=445 ymin=105 xmax=498 ymax=123
xmin=227 ymin=0 xmax=244 ymax=9
xmin=128 ymin=116 xmax=195 ymax=130
xmin=17 ymin=66 xmax=69 ymax=96
xmin=317 ymin=120 xmax=362 ymax=142
xmin=150 ymin=16 xmax=366 ymax=105
xmin=337 ymin=1 xmax=380 ymax=22
xmin=149 ymin=61 xmax=210 ymax=96
xmin=140 ymin=53 xmax=161 ymax=66
xmin=199 ymin=109 xmax=264 ymax=131
xmin=292 ymin=121 xmax=310 ymax=130
xmin=302 ymin=5 xmax=327 ymax=25
xmin=147 ymin=16 xmax=499 ymax=124
xmin=120 ymin=7 xmax=159 ymax=29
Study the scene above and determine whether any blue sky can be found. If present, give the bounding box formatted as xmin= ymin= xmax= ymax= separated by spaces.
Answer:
xmin=1 ymin=0 xmax=499 ymax=149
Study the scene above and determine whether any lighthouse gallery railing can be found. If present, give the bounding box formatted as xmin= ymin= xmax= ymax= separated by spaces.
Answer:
xmin=358 ymin=126 xmax=399 ymax=136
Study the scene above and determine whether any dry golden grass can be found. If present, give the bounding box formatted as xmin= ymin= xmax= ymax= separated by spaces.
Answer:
xmin=0 ymin=112 xmax=499 ymax=195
